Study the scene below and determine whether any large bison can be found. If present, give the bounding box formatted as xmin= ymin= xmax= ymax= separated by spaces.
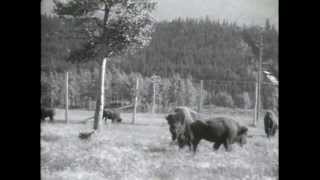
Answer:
xmin=103 ymin=109 xmax=122 ymax=123
xmin=165 ymin=106 xmax=197 ymax=149
xmin=186 ymin=117 xmax=248 ymax=153
xmin=165 ymin=114 xmax=178 ymax=142
xmin=41 ymin=107 xmax=55 ymax=122
xmin=264 ymin=111 xmax=278 ymax=138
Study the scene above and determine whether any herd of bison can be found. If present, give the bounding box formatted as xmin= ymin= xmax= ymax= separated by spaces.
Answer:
xmin=41 ymin=106 xmax=278 ymax=153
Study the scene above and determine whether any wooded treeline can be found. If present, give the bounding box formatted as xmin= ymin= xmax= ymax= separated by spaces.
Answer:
xmin=41 ymin=15 xmax=278 ymax=111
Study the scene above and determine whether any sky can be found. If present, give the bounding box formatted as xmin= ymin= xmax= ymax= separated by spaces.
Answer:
xmin=41 ymin=0 xmax=278 ymax=29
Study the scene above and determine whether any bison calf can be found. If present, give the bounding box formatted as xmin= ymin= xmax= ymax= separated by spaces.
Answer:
xmin=264 ymin=111 xmax=278 ymax=138
xmin=103 ymin=109 xmax=122 ymax=123
xmin=184 ymin=117 xmax=248 ymax=153
xmin=41 ymin=107 xmax=55 ymax=122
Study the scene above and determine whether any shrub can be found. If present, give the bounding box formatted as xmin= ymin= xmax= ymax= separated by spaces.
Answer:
xmin=242 ymin=92 xmax=252 ymax=109
xmin=214 ymin=91 xmax=234 ymax=108
xmin=234 ymin=92 xmax=252 ymax=109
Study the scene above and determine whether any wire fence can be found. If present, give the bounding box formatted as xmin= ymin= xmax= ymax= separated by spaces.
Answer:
xmin=41 ymin=72 xmax=278 ymax=116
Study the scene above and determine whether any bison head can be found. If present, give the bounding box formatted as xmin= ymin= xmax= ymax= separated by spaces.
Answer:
xmin=235 ymin=126 xmax=248 ymax=147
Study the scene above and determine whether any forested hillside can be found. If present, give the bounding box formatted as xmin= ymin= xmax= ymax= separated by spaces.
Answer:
xmin=122 ymin=17 xmax=278 ymax=80
xmin=41 ymin=15 xmax=278 ymax=111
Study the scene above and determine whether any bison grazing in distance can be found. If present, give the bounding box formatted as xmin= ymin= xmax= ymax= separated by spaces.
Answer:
xmin=264 ymin=111 xmax=278 ymax=138
xmin=103 ymin=109 xmax=122 ymax=123
xmin=187 ymin=118 xmax=248 ymax=153
xmin=41 ymin=107 xmax=55 ymax=122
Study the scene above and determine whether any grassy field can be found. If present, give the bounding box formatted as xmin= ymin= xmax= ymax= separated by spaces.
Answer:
xmin=41 ymin=108 xmax=278 ymax=180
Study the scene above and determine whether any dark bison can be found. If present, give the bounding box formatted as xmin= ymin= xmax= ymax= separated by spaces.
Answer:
xmin=41 ymin=107 xmax=55 ymax=122
xmin=184 ymin=118 xmax=248 ymax=153
xmin=103 ymin=109 xmax=122 ymax=123
xmin=264 ymin=111 xmax=278 ymax=138
xmin=165 ymin=106 xmax=197 ymax=148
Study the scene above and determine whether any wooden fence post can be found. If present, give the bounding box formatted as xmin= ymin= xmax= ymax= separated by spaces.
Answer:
xmin=252 ymin=33 xmax=264 ymax=126
xmin=152 ymin=82 xmax=155 ymax=114
xmin=253 ymin=81 xmax=258 ymax=126
xmin=65 ymin=72 xmax=69 ymax=123
xmin=132 ymin=78 xmax=139 ymax=124
xmin=257 ymin=34 xmax=263 ymax=123
xmin=198 ymin=80 xmax=203 ymax=113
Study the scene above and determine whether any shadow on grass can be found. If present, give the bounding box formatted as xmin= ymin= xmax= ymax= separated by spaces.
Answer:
xmin=41 ymin=119 xmax=86 ymax=124
xmin=41 ymin=119 xmax=166 ymax=127
xmin=41 ymin=134 xmax=61 ymax=142
xmin=143 ymin=144 xmax=173 ymax=154
xmin=247 ymin=134 xmax=267 ymax=138
xmin=122 ymin=122 xmax=151 ymax=126
xmin=145 ymin=147 xmax=168 ymax=153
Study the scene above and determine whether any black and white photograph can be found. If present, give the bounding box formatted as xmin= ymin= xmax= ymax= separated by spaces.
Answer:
xmin=41 ymin=0 xmax=278 ymax=179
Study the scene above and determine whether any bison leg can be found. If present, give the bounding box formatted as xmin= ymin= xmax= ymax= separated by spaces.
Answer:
xmin=188 ymin=141 xmax=193 ymax=151
xmin=172 ymin=132 xmax=177 ymax=141
xmin=49 ymin=115 xmax=54 ymax=122
xmin=169 ymin=127 xmax=177 ymax=141
xmin=111 ymin=118 xmax=116 ymax=123
xmin=223 ymin=139 xmax=232 ymax=152
xmin=266 ymin=127 xmax=272 ymax=138
xmin=170 ymin=132 xmax=177 ymax=145
xmin=265 ymin=129 xmax=269 ymax=138
xmin=192 ymin=138 xmax=200 ymax=153
xmin=213 ymin=142 xmax=222 ymax=151
xmin=271 ymin=124 xmax=278 ymax=136
xmin=264 ymin=123 xmax=269 ymax=137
